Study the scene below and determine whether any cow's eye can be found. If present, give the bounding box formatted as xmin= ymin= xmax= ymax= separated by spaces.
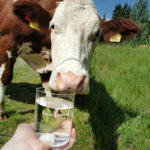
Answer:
xmin=89 ymin=29 xmax=100 ymax=41
xmin=49 ymin=23 xmax=55 ymax=31
xmin=96 ymin=29 xmax=101 ymax=37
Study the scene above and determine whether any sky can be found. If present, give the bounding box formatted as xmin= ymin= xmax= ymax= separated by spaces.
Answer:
xmin=93 ymin=0 xmax=150 ymax=20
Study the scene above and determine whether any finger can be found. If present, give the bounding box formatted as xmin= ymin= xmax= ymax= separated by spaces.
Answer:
xmin=70 ymin=128 xmax=76 ymax=140
xmin=59 ymin=119 xmax=72 ymax=129
xmin=61 ymin=128 xmax=76 ymax=150
xmin=72 ymin=122 xmax=75 ymax=129
xmin=67 ymin=128 xmax=76 ymax=149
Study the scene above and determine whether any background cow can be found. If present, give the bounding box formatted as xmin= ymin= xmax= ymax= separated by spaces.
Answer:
xmin=0 ymin=0 xmax=140 ymax=120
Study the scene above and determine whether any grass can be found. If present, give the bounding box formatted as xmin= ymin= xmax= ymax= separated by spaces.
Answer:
xmin=0 ymin=43 xmax=150 ymax=150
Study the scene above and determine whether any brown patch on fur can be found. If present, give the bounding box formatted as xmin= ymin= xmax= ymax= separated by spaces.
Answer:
xmin=0 ymin=34 xmax=14 ymax=63
xmin=0 ymin=0 xmax=55 ymax=86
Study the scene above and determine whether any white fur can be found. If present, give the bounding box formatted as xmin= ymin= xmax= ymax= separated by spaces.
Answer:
xmin=49 ymin=0 xmax=101 ymax=93
xmin=18 ymin=43 xmax=52 ymax=73
xmin=12 ymin=0 xmax=18 ymax=3
xmin=0 ymin=64 xmax=6 ymax=80
xmin=65 ymin=0 xmax=95 ymax=6
xmin=0 ymin=64 xmax=5 ymax=104
xmin=0 ymin=64 xmax=6 ymax=106
xmin=6 ymin=50 xmax=13 ymax=59
xmin=43 ymin=82 xmax=52 ymax=97
xmin=20 ymin=47 xmax=52 ymax=73
xmin=21 ymin=54 xmax=52 ymax=73
xmin=0 ymin=83 xmax=5 ymax=106
xmin=18 ymin=42 xmax=33 ymax=56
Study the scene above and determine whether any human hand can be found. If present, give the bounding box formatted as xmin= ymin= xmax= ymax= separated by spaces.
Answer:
xmin=2 ymin=123 xmax=51 ymax=150
xmin=52 ymin=119 xmax=76 ymax=150
xmin=2 ymin=120 xmax=76 ymax=150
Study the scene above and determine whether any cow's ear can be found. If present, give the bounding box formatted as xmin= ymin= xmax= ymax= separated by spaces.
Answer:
xmin=100 ymin=18 xmax=141 ymax=42
xmin=13 ymin=1 xmax=51 ymax=28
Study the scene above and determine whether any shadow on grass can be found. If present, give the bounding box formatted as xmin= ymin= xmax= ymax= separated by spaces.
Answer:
xmin=5 ymin=80 xmax=137 ymax=149
xmin=75 ymin=78 xmax=137 ymax=150
xmin=5 ymin=82 xmax=41 ymax=104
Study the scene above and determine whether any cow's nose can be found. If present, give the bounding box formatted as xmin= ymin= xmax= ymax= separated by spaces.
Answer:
xmin=56 ymin=72 xmax=87 ymax=93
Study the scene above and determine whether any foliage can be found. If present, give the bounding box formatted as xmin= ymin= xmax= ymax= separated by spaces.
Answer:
xmin=112 ymin=0 xmax=150 ymax=44
xmin=130 ymin=0 xmax=150 ymax=44
xmin=102 ymin=14 xmax=106 ymax=21
xmin=112 ymin=3 xmax=131 ymax=19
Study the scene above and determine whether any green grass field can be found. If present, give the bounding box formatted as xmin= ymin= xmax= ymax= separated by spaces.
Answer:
xmin=0 ymin=43 xmax=150 ymax=150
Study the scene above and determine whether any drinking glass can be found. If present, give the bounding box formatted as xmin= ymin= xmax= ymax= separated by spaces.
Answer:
xmin=34 ymin=87 xmax=75 ymax=148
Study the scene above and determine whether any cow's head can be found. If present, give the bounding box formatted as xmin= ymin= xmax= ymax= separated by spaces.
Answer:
xmin=49 ymin=0 xmax=101 ymax=94
xmin=13 ymin=0 xmax=140 ymax=94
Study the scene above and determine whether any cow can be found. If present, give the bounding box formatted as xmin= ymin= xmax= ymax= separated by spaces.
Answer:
xmin=0 ymin=0 xmax=140 ymax=120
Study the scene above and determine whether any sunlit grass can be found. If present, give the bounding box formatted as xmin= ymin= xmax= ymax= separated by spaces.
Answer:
xmin=0 ymin=44 xmax=150 ymax=149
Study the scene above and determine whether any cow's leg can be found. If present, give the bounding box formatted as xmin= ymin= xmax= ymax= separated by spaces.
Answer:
xmin=0 ymin=34 xmax=15 ymax=120
xmin=0 ymin=82 xmax=6 ymax=120
xmin=40 ymin=72 xmax=52 ymax=96
xmin=0 ymin=64 xmax=8 ymax=120
xmin=0 ymin=58 xmax=16 ymax=120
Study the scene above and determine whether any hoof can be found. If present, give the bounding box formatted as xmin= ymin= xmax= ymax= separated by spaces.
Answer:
xmin=0 ymin=113 xmax=8 ymax=121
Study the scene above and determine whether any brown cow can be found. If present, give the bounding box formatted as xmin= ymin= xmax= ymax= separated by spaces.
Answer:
xmin=0 ymin=0 xmax=140 ymax=120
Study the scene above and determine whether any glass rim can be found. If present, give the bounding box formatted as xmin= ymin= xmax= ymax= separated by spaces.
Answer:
xmin=36 ymin=87 xmax=75 ymax=96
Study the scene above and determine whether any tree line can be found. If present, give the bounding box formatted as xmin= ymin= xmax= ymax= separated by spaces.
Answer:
xmin=104 ymin=0 xmax=150 ymax=44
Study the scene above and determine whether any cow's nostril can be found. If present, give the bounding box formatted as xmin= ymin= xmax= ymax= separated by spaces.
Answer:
xmin=57 ymin=72 xmax=61 ymax=78
xmin=56 ymin=72 xmax=87 ymax=93
xmin=77 ymin=76 xmax=86 ymax=92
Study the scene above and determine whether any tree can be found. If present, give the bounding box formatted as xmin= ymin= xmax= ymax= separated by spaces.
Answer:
xmin=112 ymin=3 xmax=122 ymax=19
xmin=112 ymin=3 xmax=131 ymax=19
xmin=123 ymin=3 xmax=131 ymax=19
xmin=103 ymin=14 xmax=106 ymax=21
xmin=130 ymin=0 xmax=150 ymax=44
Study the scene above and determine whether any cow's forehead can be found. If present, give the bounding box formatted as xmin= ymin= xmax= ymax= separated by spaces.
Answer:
xmin=51 ymin=0 xmax=100 ymax=32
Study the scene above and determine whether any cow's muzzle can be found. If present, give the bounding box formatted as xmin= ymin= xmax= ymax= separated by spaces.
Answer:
xmin=55 ymin=72 xmax=87 ymax=93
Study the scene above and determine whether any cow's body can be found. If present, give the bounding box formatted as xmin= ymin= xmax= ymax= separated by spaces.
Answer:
xmin=0 ymin=0 xmax=140 ymax=120
xmin=0 ymin=0 xmax=53 ymax=119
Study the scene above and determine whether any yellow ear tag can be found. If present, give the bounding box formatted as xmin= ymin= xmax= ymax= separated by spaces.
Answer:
xmin=29 ymin=22 xmax=40 ymax=30
xmin=109 ymin=33 xmax=122 ymax=42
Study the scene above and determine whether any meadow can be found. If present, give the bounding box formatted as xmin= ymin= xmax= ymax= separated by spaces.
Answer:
xmin=0 ymin=43 xmax=150 ymax=150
